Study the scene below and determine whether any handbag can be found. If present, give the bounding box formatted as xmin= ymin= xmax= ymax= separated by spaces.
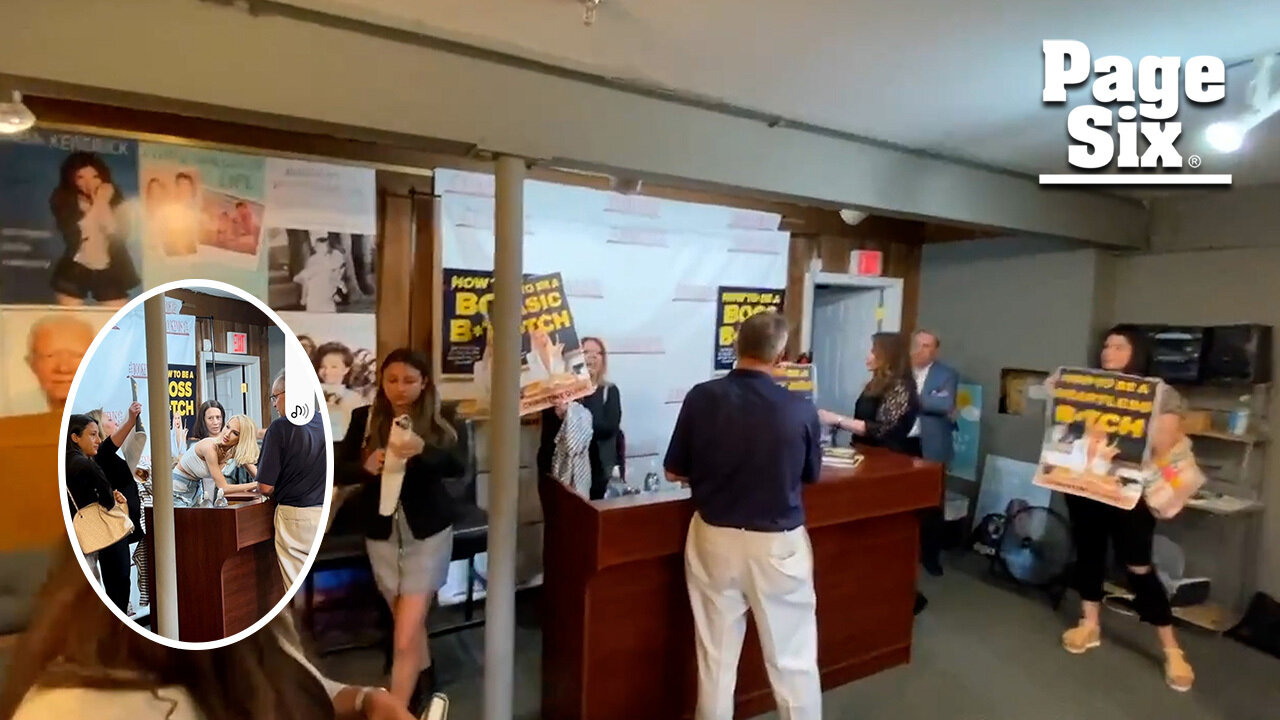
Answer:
xmin=68 ymin=490 xmax=135 ymax=554
xmin=1143 ymin=437 xmax=1206 ymax=520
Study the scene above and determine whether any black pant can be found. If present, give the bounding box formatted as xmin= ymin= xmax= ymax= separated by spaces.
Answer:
xmin=1065 ymin=494 xmax=1173 ymax=626
xmin=900 ymin=439 xmax=944 ymax=567
xmin=96 ymin=537 xmax=132 ymax=613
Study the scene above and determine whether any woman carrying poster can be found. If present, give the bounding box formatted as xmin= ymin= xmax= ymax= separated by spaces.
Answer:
xmin=1053 ymin=326 xmax=1196 ymax=692
xmin=49 ymin=152 xmax=140 ymax=307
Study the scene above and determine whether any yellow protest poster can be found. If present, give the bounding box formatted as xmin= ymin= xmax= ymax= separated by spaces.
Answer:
xmin=1033 ymin=367 xmax=1160 ymax=510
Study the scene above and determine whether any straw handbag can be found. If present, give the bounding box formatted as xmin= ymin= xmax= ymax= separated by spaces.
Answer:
xmin=68 ymin=491 xmax=134 ymax=554
xmin=1144 ymin=437 xmax=1206 ymax=520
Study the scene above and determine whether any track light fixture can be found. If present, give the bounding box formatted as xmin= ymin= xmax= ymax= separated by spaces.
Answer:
xmin=582 ymin=0 xmax=601 ymax=26
xmin=1205 ymin=54 xmax=1280 ymax=153
xmin=0 ymin=91 xmax=36 ymax=135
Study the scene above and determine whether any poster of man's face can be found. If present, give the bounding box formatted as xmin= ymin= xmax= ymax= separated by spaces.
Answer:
xmin=0 ymin=307 xmax=114 ymax=416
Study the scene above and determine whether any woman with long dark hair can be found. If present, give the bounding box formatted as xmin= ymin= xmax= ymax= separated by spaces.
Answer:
xmin=48 ymin=152 xmax=140 ymax=307
xmin=186 ymin=400 xmax=227 ymax=447
xmin=818 ymin=332 xmax=921 ymax=455
xmin=1057 ymin=325 xmax=1195 ymax=691
xmin=82 ymin=403 xmax=145 ymax=614
xmin=0 ymin=546 xmax=416 ymax=719
xmin=63 ymin=414 xmax=129 ymax=600
xmin=337 ymin=348 xmax=465 ymax=715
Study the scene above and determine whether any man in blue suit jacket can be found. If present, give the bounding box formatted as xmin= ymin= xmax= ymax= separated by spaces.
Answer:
xmin=909 ymin=330 xmax=958 ymax=577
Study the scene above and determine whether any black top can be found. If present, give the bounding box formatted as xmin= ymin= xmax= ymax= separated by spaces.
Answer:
xmin=852 ymin=378 xmax=920 ymax=455
xmin=537 ymin=383 xmax=623 ymax=500
xmin=258 ymin=412 xmax=327 ymax=508
xmin=336 ymin=405 xmax=465 ymax=541
xmin=664 ymin=369 xmax=822 ymax=532
xmin=66 ymin=449 xmax=115 ymax=520
xmin=94 ymin=436 xmax=143 ymax=543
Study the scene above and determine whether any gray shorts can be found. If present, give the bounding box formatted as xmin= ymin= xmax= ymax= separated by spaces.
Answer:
xmin=366 ymin=509 xmax=453 ymax=600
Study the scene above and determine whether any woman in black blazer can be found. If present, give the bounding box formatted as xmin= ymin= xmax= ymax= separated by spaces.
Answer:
xmin=336 ymin=349 xmax=465 ymax=716
xmin=537 ymin=336 xmax=623 ymax=499
xmin=64 ymin=414 xmax=129 ymax=609
xmin=83 ymin=402 xmax=144 ymax=614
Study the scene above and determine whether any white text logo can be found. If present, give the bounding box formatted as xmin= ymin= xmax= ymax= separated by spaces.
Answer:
xmin=1040 ymin=40 xmax=1229 ymax=186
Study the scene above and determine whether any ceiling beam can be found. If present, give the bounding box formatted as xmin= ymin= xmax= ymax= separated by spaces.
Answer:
xmin=2 ymin=0 xmax=1148 ymax=248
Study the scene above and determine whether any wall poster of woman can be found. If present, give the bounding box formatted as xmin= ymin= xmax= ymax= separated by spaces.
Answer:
xmin=0 ymin=132 xmax=143 ymax=305
xmin=277 ymin=311 xmax=378 ymax=440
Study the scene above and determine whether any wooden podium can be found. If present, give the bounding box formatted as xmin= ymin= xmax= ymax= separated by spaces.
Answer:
xmin=144 ymin=497 xmax=284 ymax=642
xmin=539 ymin=448 xmax=942 ymax=719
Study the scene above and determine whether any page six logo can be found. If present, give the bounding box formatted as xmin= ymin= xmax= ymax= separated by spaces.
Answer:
xmin=1041 ymin=40 xmax=1228 ymax=185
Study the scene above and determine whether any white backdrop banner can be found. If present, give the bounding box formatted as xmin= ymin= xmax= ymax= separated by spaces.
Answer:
xmin=435 ymin=169 xmax=789 ymax=475
xmin=69 ymin=307 xmax=197 ymax=468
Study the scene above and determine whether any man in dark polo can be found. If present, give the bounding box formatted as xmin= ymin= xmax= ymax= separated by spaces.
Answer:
xmin=257 ymin=370 xmax=328 ymax=588
xmin=664 ymin=311 xmax=822 ymax=720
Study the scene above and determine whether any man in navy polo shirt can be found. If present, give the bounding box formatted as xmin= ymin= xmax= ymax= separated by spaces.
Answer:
xmin=665 ymin=311 xmax=823 ymax=720
xmin=257 ymin=370 xmax=328 ymax=588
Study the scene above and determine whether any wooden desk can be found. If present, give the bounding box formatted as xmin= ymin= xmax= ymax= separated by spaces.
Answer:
xmin=540 ymin=448 xmax=942 ymax=719
xmin=144 ymin=497 xmax=284 ymax=642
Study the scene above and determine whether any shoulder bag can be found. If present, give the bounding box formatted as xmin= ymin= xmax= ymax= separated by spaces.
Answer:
xmin=68 ymin=490 xmax=134 ymax=554
xmin=1143 ymin=437 xmax=1206 ymax=520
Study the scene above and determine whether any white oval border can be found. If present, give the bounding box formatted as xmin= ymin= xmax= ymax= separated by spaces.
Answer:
xmin=57 ymin=278 xmax=335 ymax=651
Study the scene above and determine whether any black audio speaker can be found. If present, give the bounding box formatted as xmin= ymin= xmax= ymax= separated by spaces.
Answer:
xmin=1203 ymin=324 xmax=1273 ymax=385
xmin=1142 ymin=325 xmax=1206 ymax=384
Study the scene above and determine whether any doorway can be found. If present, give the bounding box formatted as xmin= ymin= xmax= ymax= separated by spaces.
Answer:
xmin=801 ymin=272 xmax=903 ymax=416
xmin=199 ymin=352 xmax=263 ymax=428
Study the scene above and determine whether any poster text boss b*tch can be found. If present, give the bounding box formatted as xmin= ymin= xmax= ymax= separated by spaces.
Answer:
xmin=1042 ymin=40 xmax=1226 ymax=171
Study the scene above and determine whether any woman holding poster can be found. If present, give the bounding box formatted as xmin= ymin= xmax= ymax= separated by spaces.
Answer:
xmin=171 ymin=415 xmax=261 ymax=507
xmin=1055 ymin=326 xmax=1195 ymax=692
xmin=48 ymin=152 xmax=140 ymax=307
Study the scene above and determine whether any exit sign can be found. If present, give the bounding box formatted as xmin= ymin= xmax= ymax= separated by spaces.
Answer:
xmin=850 ymin=250 xmax=883 ymax=277
xmin=227 ymin=331 xmax=248 ymax=354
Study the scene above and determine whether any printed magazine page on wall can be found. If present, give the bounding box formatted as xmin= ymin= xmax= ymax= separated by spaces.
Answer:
xmin=1032 ymin=367 xmax=1160 ymax=510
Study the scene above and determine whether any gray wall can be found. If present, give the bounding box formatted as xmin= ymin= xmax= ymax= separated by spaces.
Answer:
xmin=1110 ymin=247 xmax=1280 ymax=598
xmin=918 ymin=237 xmax=1105 ymax=466
xmin=918 ymin=236 xmax=1280 ymax=598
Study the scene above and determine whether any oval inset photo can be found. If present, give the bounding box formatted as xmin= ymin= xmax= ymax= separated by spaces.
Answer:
xmin=57 ymin=279 xmax=332 ymax=650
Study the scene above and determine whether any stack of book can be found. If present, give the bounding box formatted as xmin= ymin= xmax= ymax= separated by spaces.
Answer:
xmin=822 ymin=447 xmax=863 ymax=469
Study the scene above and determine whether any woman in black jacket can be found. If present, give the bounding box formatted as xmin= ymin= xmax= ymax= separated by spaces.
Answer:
xmin=336 ymin=349 xmax=465 ymax=715
xmin=64 ymin=414 xmax=129 ymax=605
xmin=83 ymin=403 xmax=144 ymax=614
xmin=537 ymin=336 xmax=623 ymax=499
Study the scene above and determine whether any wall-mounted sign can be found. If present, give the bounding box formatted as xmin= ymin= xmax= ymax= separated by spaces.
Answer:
xmin=227 ymin=331 xmax=248 ymax=354
xmin=850 ymin=250 xmax=883 ymax=276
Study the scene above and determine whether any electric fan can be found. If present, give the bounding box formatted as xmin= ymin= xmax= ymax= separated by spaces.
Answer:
xmin=998 ymin=506 xmax=1073 ymax=590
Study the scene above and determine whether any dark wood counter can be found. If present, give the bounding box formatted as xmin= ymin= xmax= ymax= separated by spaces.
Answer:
xmin=540 ymin=448 xmax=942 ymax=719
xmin=144 ymin=497 xmax=284 ymax=642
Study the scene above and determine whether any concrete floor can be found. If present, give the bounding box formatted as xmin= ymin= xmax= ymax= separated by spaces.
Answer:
xmin=316 ymin=560 xmax=1280 ymax=720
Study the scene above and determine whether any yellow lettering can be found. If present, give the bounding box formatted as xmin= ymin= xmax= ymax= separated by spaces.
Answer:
xmin=449 ymin=318 xmax=474 ymax=342
xmin=719 ymin=326 xmax=736 ymax=347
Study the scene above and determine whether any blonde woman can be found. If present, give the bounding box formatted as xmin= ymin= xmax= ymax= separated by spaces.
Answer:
xmin=536 ymin=336 xmax=623 ymax=499
xmin=172 ymin=413 xmax=260 ymax=507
